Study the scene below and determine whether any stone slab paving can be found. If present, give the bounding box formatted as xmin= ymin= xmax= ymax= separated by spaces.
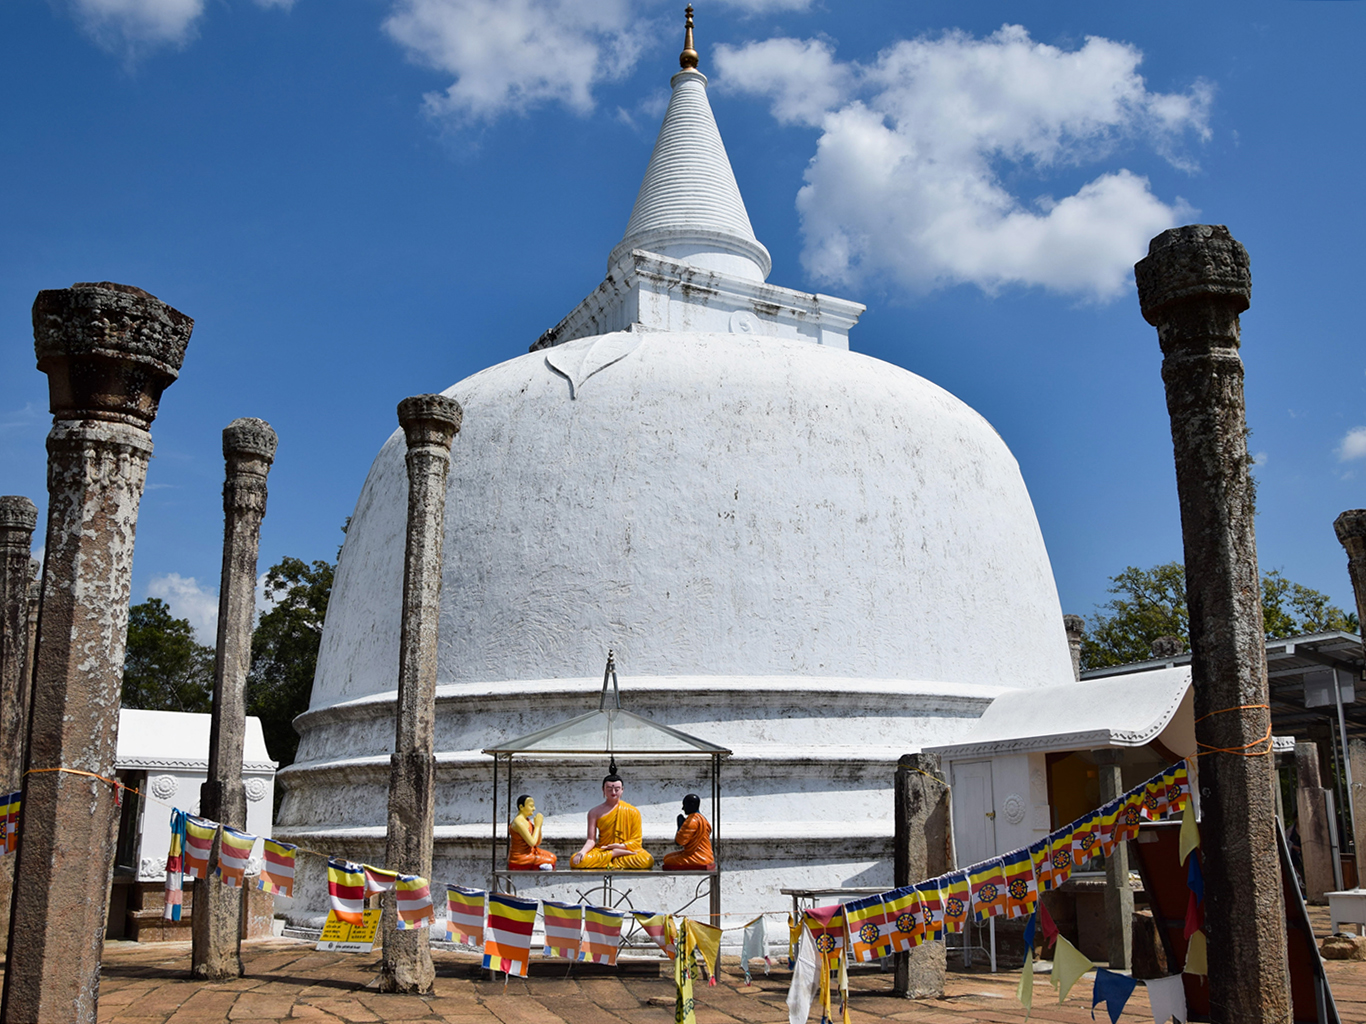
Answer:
xmin=1 ymin=907 xmax=1360 ymax=1023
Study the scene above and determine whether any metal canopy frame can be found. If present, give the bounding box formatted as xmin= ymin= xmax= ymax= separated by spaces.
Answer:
xmin=481 ymin=652 xmax=731 ymax=923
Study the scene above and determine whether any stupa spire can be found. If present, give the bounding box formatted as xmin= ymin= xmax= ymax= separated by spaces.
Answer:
xmin=680 ymin=5 xmax=698 ymax=70
xmin=608 ymin=5 xmax=771 ymax=282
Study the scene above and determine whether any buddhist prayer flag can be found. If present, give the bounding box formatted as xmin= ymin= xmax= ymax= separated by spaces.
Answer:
xmin=1114 ymin=791 xmax=1145 ymax=847
xmin=676 ymin=913 xmax=697 ymax=1024
xmin=844 ymin=894 xmax=893 ymax=962
xmin=1097 ymin=799 xmax=1123 ymax=857
xmin=883 ymin=886 xmax=922 ymax=952
xmin=581 ymin=905 xmax=625 ymax=965
xmin=1050 ymin=935 xmax=1095 ymax=1002
xmin=483 ymin=893 xmax=537 ymax=977
xmin=940 ymin=873 xmax=971 ymax=933
xmin=395 ymin=874 xmax=434 ymax=930
xmin=685 ymin=919 xmax=723 ymax=986
xmin=216 ymin=826 xmax=256 ymax=888
xmin=1165 ymin=762 xmax=1190 ymax=816
xmin=164 ymin=808 xmax=187 ymax=921
xmin=1183 ymin=929 xmax=1207 ymax=976
xmin=1017 ymin=909 xmax=1037 ymax=1014
xmin=4 ymin=791 xmax=19 ymax=854
xmin=542 ymin=901 xmax=583 ymax=959
xmin=1179 ymin=799 xmax=1201 ymax=866
xmin=1092 ymin=968 xmax=1138 ymax=1024
xmin=1142 ymin=769 xmax=1170 ymax=819
xmin=632 ymin=911 xmax=676 ymax=959
xmin=1028 ymin=836 xmax=1056 ymax=893
xmin=1145 ymin=975 xmax=1188 ymax=1024
xmin=445 ymin=886 xmax=485 ymax=945
xmin=968 ymin=859 xmax=1008 ymax=921
xmin=914 ymin=880 xmax=945 ymax=942
xmin=1070 ymin=811 xmax=1102 ymax=868
xmin=802 ymin=906 xmax=849 ymax=1024
xmin=183 ymin=815 xmax=218 ymax=880
xmin=1002 ymin=848 xmax=1037 ymax=919
xmin=739 ymin=914 xmax=771 ymax=984
xmin=327 ymin=859 xmax=367 ymax=926
xmin=258 ymin=838 xmax=297 ymax=898
xmin=1049 ymin=829 xmax=1076 ymax=886
xmin=363 ymin=864 xmax=398 ymax=894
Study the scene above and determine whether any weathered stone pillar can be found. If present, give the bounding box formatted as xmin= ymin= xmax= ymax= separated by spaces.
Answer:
xmin=0 ymin=496 xmax=38 ymax=953
xmin=1093 ymin=749 xmax=1132 ymax=969
xmin=1295 ymin=742 xmax=1335 ymax=903
xmin=1063 ymin=615 xmax=1084 ymax=681
xmin=1350 ymin=739 xmax=1366 ymax=874
xmin=1 ymin=283 xmax=190 ymax=1024
xmin=380 ymin=394 xmax=461 ymax=994
xmin=892 ymin=753 xmax=951 ymax=998
xmin=192 ymin=418 xmax=277 ymax=980
xmin=1135 ymin=226 xmax=1291 ymax=1023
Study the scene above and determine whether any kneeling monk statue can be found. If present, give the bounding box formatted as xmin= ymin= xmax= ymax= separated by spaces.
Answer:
xmin=662 ymin=793 xmax=714 ymax=870
xmin=570 ymin=773 xmax=655 ymax=870
xmin=508 ymin=794 xmax=556 ymax=871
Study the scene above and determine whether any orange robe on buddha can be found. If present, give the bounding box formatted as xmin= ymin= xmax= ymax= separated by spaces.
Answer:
xmin=507 ymin=820 xmax=557 ymax=870
xmin=572 ymin=801 xmax=655 ymax=870
xmin=662 ymin=812 xmax=714 ymax=870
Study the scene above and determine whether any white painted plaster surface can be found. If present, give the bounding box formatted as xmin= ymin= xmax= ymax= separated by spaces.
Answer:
xmin=609 ymin=69 xmax=770 ymax=281
xmin=313 ymin=332 xmax=1073 ymax=707
xmin=116 ymin=709 xmax=276 ymax=881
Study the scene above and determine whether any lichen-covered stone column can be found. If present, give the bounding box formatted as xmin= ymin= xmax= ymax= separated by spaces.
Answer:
xmin=380 ymin=394 xmax=462 ymax=994
xmin=1135 ymin=227 xmax=1290 ymax=1022
xmin=192 ymin=418 xmax=277 ymax=980
xmin=1 ymin=283 xmax=190 ymax=1024
xmin=1063 ymin=615 xmax=1084 ymax=681
xmin=892 ymin=753 xmax=951 ymax=999
xmin=0 ymin=496 xmax=38 ymax=953
xmin=1335 ymin=511 xmax=1366 ymax=660
xmin=1093 ymin=749 xmax=1132 ymax=969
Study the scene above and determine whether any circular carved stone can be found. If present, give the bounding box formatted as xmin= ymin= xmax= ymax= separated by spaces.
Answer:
xmin=729 ymin=310 xmax=761 ymax=335
xmin=149 ymin=775 xmax=178 ymax=800
xmin=0 ymin=496 xmax=38 ymax=534
xmin=245 ymin=777 xmax=268 ymax=803
xmin=1134 ymin=224 xmax=1250 ymax=324
xmin=1003 ymin=793 xmax=1026 ymax=825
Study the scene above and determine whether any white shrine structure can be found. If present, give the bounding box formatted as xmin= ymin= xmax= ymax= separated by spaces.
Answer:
xmin=275 ymin=20 xmax=1077 ymax=924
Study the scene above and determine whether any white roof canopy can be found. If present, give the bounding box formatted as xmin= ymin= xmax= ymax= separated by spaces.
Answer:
xmin=923 ymin=667 xmax=1196 ymax=760
xmin=115 ymin=709 xmax=277 ymax=773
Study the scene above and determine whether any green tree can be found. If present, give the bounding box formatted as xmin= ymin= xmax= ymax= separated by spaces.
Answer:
xmin=121 ymin=598 xmax=214 ymax=713
xmin=1080 ymin=562 xmax=1353 ymax=670
xmin=245 ymin=555 xmax=334 ymax=768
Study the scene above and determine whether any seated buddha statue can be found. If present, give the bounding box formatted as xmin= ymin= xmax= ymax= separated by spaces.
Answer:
xmin=507 ymin=794 xmax=556 ymax=871
xmin=662 ymin=793 xmax=715 ymax=871
xmin=569 ymin=773 xmax=655 ymax=870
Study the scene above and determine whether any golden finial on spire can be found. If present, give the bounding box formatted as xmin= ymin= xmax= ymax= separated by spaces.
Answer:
xmin=679 ymin=5 xmax=699 ymax=70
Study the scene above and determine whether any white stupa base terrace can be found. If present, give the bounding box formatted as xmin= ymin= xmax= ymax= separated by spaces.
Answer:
xmin=273 ymin=675 xmax=1004 ymax=929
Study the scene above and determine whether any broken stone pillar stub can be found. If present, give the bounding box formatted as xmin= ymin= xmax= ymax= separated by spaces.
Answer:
xmin=0 ymin=496 xmax=38 ymax=956
xmin=381 ymin=393 xmax=461 ymax=995
xmin=893 ymin=753 xmax=950 ymax=999
xmin=1093 ymin=749 xmax=1133 ymax=970
xmin=1135 ymin=227 xmax=1290 ymax=1023
xmin=1063 ymin=615 xmax=1084 ymax=681
xmin=193 ymin=417 xmax=276 ymax=981
xmin=2 ymin=283 xmax=189 ymax=1024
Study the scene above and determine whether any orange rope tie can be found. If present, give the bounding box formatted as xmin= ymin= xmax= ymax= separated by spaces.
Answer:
xmin=24 ymin=766 xmax=140 ymax=797
xmin=1192 ymin=703 xmax=1274 ymax=757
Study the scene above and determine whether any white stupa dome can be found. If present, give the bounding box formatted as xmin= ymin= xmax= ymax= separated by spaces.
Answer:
xmin=279 ymin=15 xmax=1074 ymax=922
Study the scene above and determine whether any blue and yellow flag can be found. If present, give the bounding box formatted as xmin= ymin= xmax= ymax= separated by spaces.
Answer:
xmin=1002 ymin=847 xmax=1037 ymax=919
xmin=968 ymin=860 xmax=1008 ymax=921
xmin=883 ymin=886 xmax=922 ymax=952
xmin=1069 ymin=811 xmax=1102 ymax=868
xmin=845 ymin=893 xmax=893 ymax=962
xmin=914 ymin=880 xmax=945 ymax=942
xmin=941 ymin=873 xmax=971 ymax=933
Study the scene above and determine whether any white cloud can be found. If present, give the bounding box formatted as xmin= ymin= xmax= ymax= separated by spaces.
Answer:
xmin=1338 ymin=427 xmax=1366 ymax=462
xmin=147 ymin=573 xmax=219 ymax=644
xmin=718 ymin=24 xmax=1211 ymax=300
xmin=384 ymin=0 xmax=646 ymax=122
xmin=1251 ymin=451 xmax=1268 ymax=467
xmin=63 ymin=0 xmax=291 ymax=58
xmin=714 ymin=0 xmax=814 ymax=12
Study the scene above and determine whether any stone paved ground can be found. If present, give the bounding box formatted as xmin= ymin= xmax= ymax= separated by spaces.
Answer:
xmin=2 ymin=908 xmax=1360 ymax=1023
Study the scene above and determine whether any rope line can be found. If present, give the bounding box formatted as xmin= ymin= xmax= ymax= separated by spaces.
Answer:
xmin=1192 ymin=703 xmax=1275 ymax=757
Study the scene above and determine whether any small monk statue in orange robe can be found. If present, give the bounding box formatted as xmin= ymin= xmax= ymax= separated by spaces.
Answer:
xmin=570 ymin=774 xmax=655 ymax=870
xmin=663 ymin=793 xmax=715 ymax=870
xmin=507 ymin=794 xmax=556 ymax=871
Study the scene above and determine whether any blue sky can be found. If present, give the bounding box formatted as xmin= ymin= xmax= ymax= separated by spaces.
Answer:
xmin=2 ymin=0 xmax=1363 ymax=641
